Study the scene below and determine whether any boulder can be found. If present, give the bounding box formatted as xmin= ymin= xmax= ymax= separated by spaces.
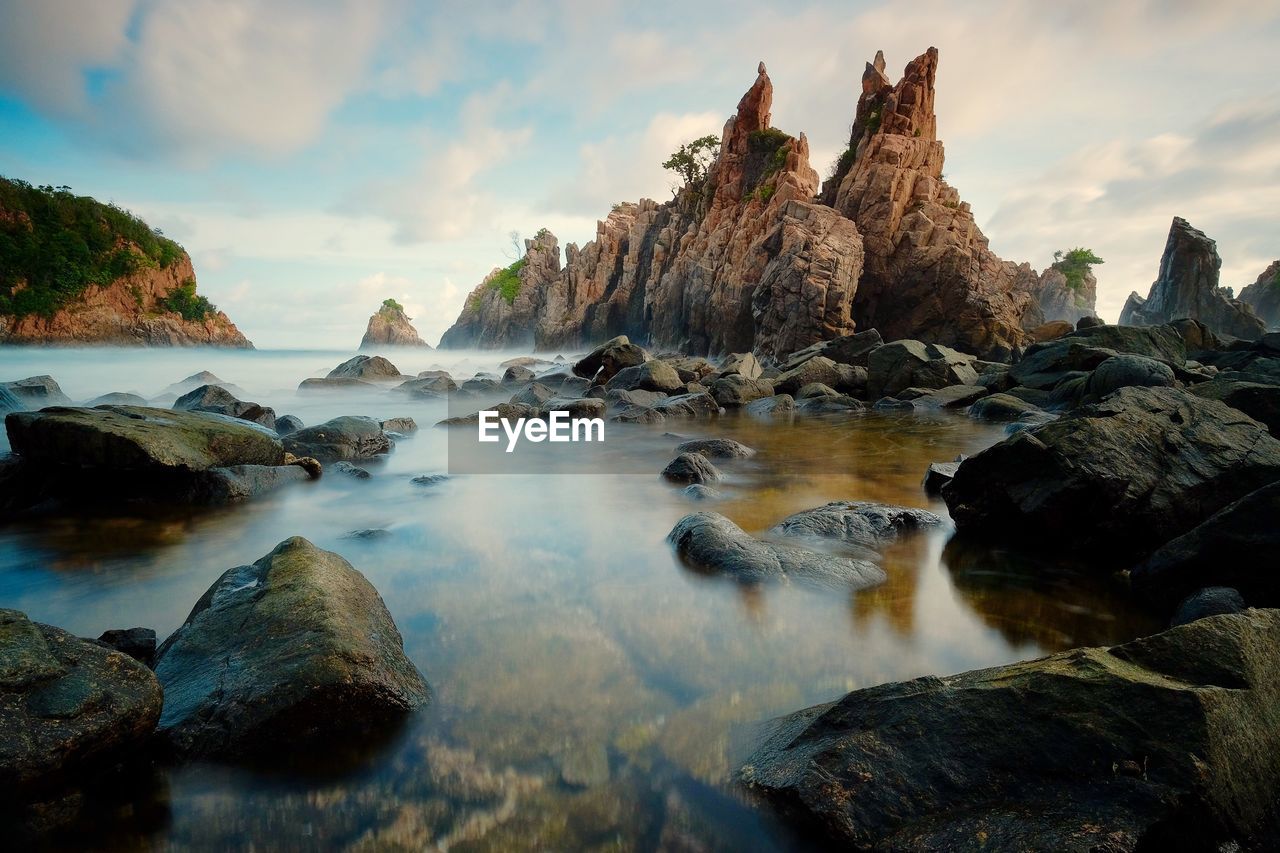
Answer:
xmin=922 ymin=461 xmax=959 ymax=496
xmin=651 ymin=392 xmax=720 ymax=419
xmin=395 ymin=374 xmax=457 ymax=395
xmin=332 ymin=461 xmax=371 ymax=479
xmin=1119 ymin=217 xmax=1264 ymax=340
xmin=795 ymin=395 xmax=865 ymax=413
xmin=436 ymin=402 xmax=536 ymax=427
xmin=901 ymin=384 xmax=988 ymax=409
xmin=380 ymin=417 xmax=418 ymax=435
xmin=716 ymin=351 xmax=763 ymax=380
xmin=173 ymin=384 xmax=276 ymax=430
xmin=85 ymin=392 xmax=148 ymax=407
xmin=298 ymin=377 xmax=378 ymax=392
xmin=1083 ymin=354 xmax=1176 ymax=400
xmin=6 ymin=405 xmax=284 ymax=471
xmin=282 ymin=416 xmax=391 ymax=462
xmin=558 ymin=376 xmax=591 ymax=397
xmin=745 ymin=394 xmax=795 ymax=416
xmin=1237 ymin=260 xmax=1280 ymax=331
xmin=611 ymin=406 xmax=665 ymax=424
xmin=510 ymin=382 xmax=557 ymax=408
xmin=274 ymin=415 xmax=304 ymax=436
xmin=967 ymin=392 xmax=1042 ymax=422
xmin=153 ymin=537 xmax=429 ymax=759
xmin=1171 ymin=587 xmax=1246 ymax=627
xmin=327 ymin=354 xmax=404 ymax=380
xmin=667 ymin=512 xmax=885 ymax=587
xmin=682 ymin=484 xmax=723 ymax=501
xmin=605 ymin=360 xmax=683 ymax=393
xmin=783 ymin=329 xmax=884 ymax=370
xmin=501 ymin=364 xmax=536 ymax=385
xmin=96 ymin=627 xmax=157 ymax=667
xmin=539 ymin=397 xmax=607 ymax=419
xmin=606 ymin=388 xmax=668 ymax=410
xmin=944 ymin=387 xmax=1280 ymax=562
xmin=1131 ymin=480 xmax=1280 ymax=610
xmin=1 ymin=609 xmax=162 ymax=828
xmin=674 ymin=438 xmax=756 ymax=459
xmin=769 ymin=501 xmax=942 ymax=557
xmin=741 ymin=610 xmax=1280 ymax=850
xmin=1009 ymin=339 xmax=1117 ymax=390
xmin=572 ymin=336 xmax=646 ymax=381
xmin=1 ymin=375 xmax=73 ymax=409
xmin=867 ymin=341 xmax=978 ymax=398
xmin=796 ymin=382 xmax=838 ymax=399
xmin=773 ymin=356 xmax=842 ymax=396
xmin=1066 ymin=322 xmax=1187 ymax=364
xmin=1030 ymin=320 xmax=1074 ymax=342
xmin=1077 ymin=315 xmax=1104 ymax=330
xmin=1189 ymin=379 xmax=1280 ymax=435
xmin=661 ymin=452 xmax=722 ymax=485
xmin=194 ymin=464 xmax=312 ymax=502
xmin=709 ymin=375 xmax=774 ymax=407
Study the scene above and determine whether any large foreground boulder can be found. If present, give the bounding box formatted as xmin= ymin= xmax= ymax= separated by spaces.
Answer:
xmin=153 ymin=537 xmax=429 ymax=759
xmin=742 ymin=609 xmax=1280 ymax=850
xmin=1 ymin=609 xmax=162 ymax=831
xmin=943 ymin=387 xmax=1280 ymax=562
xmin=667 ymin=512 xmax=884 ymax=588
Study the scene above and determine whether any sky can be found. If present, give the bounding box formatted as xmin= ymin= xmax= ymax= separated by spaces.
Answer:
xmin=0 ymin=0 xmax=1276 ymax=349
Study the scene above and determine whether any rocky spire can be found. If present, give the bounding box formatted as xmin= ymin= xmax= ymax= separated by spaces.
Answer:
xmin=360 ymin=298 xmax=431 ymax=349
xmin=1238 ymin=260 xmax=1280 ymax=331
xmin=1120 ymin=217 xmax=1265 ymax=339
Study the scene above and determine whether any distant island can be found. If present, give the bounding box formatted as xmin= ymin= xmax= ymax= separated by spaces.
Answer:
xmin=0 ymin=177 xmax=251 ymax=347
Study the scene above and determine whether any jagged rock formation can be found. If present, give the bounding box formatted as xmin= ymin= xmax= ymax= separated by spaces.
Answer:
xmin=442 ymin=50 xmax=1041 ymax=361
xmin=1239 ymin=261 xmax=1280 ymax=331
xmin=0 ymin=250 xmax=251 ymax=347
xmin=1021 ymin=267 xmax=1098 ymax=327
xmin=361 ymin=299 xmax=430 ymax=348
xmin=1120 ymin=217 xmax=1264 ymax=340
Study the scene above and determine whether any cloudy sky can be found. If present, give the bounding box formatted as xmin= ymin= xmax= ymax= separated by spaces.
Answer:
xmin=1 ymin=0 xmax=1276 ymax=348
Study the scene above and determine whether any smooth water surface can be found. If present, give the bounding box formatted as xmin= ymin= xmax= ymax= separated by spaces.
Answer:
xmin=0 ymin=347 xmax=1159 ymax=849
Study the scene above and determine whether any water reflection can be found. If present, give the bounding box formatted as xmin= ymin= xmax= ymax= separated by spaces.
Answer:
xmin=0 ymin=348 xmax=1157 ymax=849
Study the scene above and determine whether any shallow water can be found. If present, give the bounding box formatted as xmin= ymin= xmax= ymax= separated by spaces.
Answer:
xmin=0 ymin=348 xmax=1160 ymax=849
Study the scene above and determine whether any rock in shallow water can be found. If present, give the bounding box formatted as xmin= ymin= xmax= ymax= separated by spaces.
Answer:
xmin=282 ymin=416 xmax=391 ymax=462
xmin=153 ymin=537 xmax=429 ymax=759
xmin=741 ymin=609 xmax=1280 ymax=850
xmin=1171 ymin=587 xmax=1246 ymax=627
xmin=944 ymin=386 xmax=1280 ymax=563
xmin=661 ymin=452 xmax=722 ymax=485
xmin=667 ymin=512 xmax=884 ymax=588
xmin=673 ymin=438 xmax=755 ymax=459
xmin=769 ymin=501 xmax=942 ymax=557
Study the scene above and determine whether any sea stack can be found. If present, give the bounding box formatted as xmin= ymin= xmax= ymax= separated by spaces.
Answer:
xmin=360 ymin=298 xmax=431 ymax=348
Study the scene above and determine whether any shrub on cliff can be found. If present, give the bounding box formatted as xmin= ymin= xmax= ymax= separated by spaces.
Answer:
xmin=162 ymin=278 xmax=217 ymax=321
xmin=1052 ymin=247 xmax=1104 ymax=292
xmin=487 ymin=259 xmax=525 ymax=304
xmin=662 ymin=134 xmax=720 ymax=192
xmin=0 ymin=176 xmax=188 ymax=318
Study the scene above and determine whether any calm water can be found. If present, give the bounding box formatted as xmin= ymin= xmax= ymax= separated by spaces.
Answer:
xmin=0 ymin=348 xmax=1159 ymax=850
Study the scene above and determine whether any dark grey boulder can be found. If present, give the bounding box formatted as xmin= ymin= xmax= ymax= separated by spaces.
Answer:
xmin=795 ymin=395 xmax=864 ymax=413
xmin=85 ymin=392 xmax=148 ymax=407
xmin=868 ymin=341 xmax=979 ymax=399
xmin=871 ymin=397 xmax=915 ymax=411
xmin=667 ymin=512 xmax=884 ymax=587
xmin=661 ymin=452 xmax=722 ymax=485
xmin=651 ymin=392 xmax=720 ymax=419
xmin=458 ymin=377 xmax=501 ymax=394
xmin=770 ymin=501 xmax=943 ymax=557
xmin=153 ymin=537 xmax=429 ymax=759
xmin=674 ymin=438 xmax=755 ymax=459
xmin=782 ymin=329 xmax=882 ymax=370
xmin=283 ymin=416 xmax=391 ymax=462
xmin=745 ymin=394 xmax=795 ymax=416
xmin=1189 ymin=378 xmax=1280 ymax=435
xmin=773 ymin=356 xmax=842 ymax=396
xmin=332 ymin=461 xmax=371 ymax=479
xmin=683 ymin=484 xmax=723 ymax=501
xmin=394 ymin=375 xmax=457 ymax=396
xmin=968 ymin=392 xmax=1043 ymax=422
xmin=1170 ymin=587 xmax=1246 ymax=627
xmin=710 ymin=374 xmax=774 ymax=407
xmin=436 ymin=403 xmax=535 ymax=428
xmin=605 ymin=360 xmax=683 ymax=393
xmin=1131 ymin=480 xmax=1280 ymax=609
xmin=795 ymin=382 xmax=838 ymax=399
xmin=1084 ymin=354 xmax=1176 ymax=400
xmin=510 ymin=382 xmax=557 ymax=407
xmin=194 ymin=464 xmax=311 ymax=502
xmin=741 ymin=610 xmax=1280 ymax=850
xmin=327 ymin=354 xmax=403 ymax=380
xmin=610 ymin=406 xmax=665 ymax=424
xmin=274 ymin=414 xmax=305 ymax=436
xmin=573 ymin=336 xmax=647 ymax=382
xmin=901 ymin=384 xmax=989 ymax=409
xmin=298 ymin=377 xmax=378 ymax=392
xmin=1009 ymin=340 xmax=1117 ymax=390
xmin=558 ymin=376 xmax=591 ymax=397
xmin=380 ymin=417 xmax=418 ymax=435
xmin=539 ymin=397 xmax=607 ymax=419
xmin=716 ymin=351 xmax=763 ymax=380
xmin=96 ymin=627 xmax=157 ymax=667
xmin=501 ymin=364 xmax=536 ymax=385
xmin=606 ymin=388 xmax=668 ymax=410
xmin=945 ymin=387 xmax=1280 ymax=562
xmin=922 ymin=460 xmax=960 ymax=496
xmin=411 ymin=474 xmax=449 ymax=487
xmin=174 ymin=384 xmax=276 ymax=430
xmin=2 ymin=609 xmax=162 ymax=832
xmin=1065 ymin=322 xmax=1187 ymax=363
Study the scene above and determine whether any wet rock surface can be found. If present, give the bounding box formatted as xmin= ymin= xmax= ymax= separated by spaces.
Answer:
xmin=741 ymin=610 xmax=1280 ymax=850
xmin=153 ymin=537 xmax=429 ymax=759
xmin=282 ymin=416 xmax=392 ymax=462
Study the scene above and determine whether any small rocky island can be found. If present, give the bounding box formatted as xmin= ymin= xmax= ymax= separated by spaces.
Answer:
xmin=360 ymin=298 xmax=431 ymax=349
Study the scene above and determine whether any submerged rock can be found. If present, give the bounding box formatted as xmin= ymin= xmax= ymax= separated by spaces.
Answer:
xmin=667 ymin=512 xmax=884 ymax=587
xmin=770 ymin=501 xmax=942 ymax=556
xmin=1 ymin=609 xmax=162 ymax=832
xmin=682 ymin=484 xmax=723 ymax=502
xmin=173 ymin=383 xmax=276 ymax=430
xmin=282 ymin=416 xmax=392 ymax=462
xmin=741 ymin=609 xmax=1280 ymax=850
xmin=652 ymin=392 xmax=720 ymax=419
xmin=944 ymin=387 xmax=1280 ymax=562
xmin=153 ymin=537 xmax=429 ymax=759
xmin=673 ymin=438 xmax=756 ymax=459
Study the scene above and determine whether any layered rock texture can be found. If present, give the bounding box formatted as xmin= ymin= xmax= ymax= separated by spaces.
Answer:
xmin=443 ymin=50 xmax=1069 ymax=361
xmin=360 ymin=299 xmax=430 ymax=348
xmin=1120 ymin=217 xmax=1264 ymax=340
xmin=1239 ymin=260 xmax=1280 ymax=331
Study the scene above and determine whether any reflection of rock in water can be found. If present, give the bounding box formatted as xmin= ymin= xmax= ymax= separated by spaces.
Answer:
xmin=942 ymin=535 xmax=1161 ymax=649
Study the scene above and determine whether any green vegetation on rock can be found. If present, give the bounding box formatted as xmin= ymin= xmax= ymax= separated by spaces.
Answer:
xmin=1052 ymin=247 xmax=1104 ymax=292
xmin=488 ymin=259 xmax=525 ymax=305
xmin=161 ymin=277 xmax=217 ymax=321
xmin=0 ymin=176 xmax=186 ymax=318
xmin=662 ymin=135 xmax=720 ymax=189
xmin=381 ymin=297 xmax=404 ymax=312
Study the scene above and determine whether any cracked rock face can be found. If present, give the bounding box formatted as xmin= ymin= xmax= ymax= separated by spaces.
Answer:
xmin=153 ymin=536 xmax=429 ymax=759
xmin=1120 ymin=217 xmax=1264 ymax=340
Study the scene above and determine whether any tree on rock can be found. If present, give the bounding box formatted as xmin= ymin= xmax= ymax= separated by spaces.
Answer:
xmin=662 ymin=134 xmax=720 ymax=193
xmin=1052 ymin=248 xmax=1104 ymax=292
